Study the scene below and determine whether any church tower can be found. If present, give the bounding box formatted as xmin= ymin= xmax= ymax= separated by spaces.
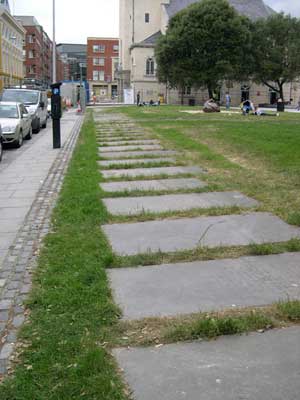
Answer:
xmin=0 ymin=0 xmax=10 ymax=13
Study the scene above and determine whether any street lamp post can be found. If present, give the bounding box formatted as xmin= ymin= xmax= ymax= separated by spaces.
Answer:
xmin=52 ymin=0 xmax=56 ymax=83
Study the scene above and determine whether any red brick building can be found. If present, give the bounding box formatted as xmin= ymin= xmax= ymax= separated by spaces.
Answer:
xmin=87 ymin=37 xmax=119 ymax=101
xmin=15 ymin=15 xmax=64 ymax=87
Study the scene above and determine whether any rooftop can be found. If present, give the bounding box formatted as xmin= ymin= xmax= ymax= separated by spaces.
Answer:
xmin=165 ymin=0 xmax=275 ymax=20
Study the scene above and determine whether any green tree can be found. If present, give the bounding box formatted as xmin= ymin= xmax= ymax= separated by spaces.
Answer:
xmin=155 ymin=0 xmax=252 ymax=99
xmin=252 ymin=13 xmax=300 ymax=101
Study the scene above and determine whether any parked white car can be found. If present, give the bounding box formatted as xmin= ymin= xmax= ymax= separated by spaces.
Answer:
xmin=1 ymin=88 xmax=48 ymax=133
xmin=0 ymin=102 xmax=32 ymax=148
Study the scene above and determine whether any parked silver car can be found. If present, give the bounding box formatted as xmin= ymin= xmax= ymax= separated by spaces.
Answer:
xmin=0 ymin=125 xmax=3 ymax=162
xmin=1 ymin=88 xmax=48 ymax=133
xmin=0 ymin=102 xmax=32 ymax=148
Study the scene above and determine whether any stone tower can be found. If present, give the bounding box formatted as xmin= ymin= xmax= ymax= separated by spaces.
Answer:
xmin=0 ymin=0 xmax=10 ymax=13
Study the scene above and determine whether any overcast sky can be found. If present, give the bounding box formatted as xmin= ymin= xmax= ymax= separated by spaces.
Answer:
xmin=12 ymin=0 xmax=300 ymax=44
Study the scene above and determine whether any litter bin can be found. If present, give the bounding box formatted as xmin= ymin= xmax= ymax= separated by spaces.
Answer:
xmin=277 ymin=102 xmax=285 ymax=112
xmin=189 ymin=98 xmax=195 ymax=106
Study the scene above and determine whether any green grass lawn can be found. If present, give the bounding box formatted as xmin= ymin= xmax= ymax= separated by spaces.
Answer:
xmin=118 ymin=105 xmax=300 ymax=225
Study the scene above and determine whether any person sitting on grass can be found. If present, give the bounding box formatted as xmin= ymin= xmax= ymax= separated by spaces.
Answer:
xmin=253 ymin=106 xmax=279 ymax=117
xmin=241 ymin=99 xmax=255 ymax=115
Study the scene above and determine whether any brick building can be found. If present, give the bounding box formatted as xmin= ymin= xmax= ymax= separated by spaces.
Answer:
xmin=87 ymin=37 xmax=119 ymax=102
xmin=15 ymin=15 xmax=64 ymax=87
xmin=15 ymin=16 xmax=50 ymax=87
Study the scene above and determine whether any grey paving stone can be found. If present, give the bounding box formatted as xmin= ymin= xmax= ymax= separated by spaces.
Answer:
xmin=101 ymin=178 xmax=207 ymax=193
xmin=100 ymin=144 xmax=163 ymax=153
xmin=102 ymin=212 xmax=300 ymax=256
xmin=113 ymin=326 xmax=300 ymax=400
xmin=100 ymin=150 xmax=178 ymax=159
xmin=104 ymin=191 xmax=258 ymax=216
xmin=98 ymin=158 xmax=175 ymax=167
xmin=99 ymin=140 xmax=160 ymax=146
xmin=98 ymin=136 xmax=149 ymax=142
xmin=101 ymin=166 xmax=204 ymax=179
xmin=109 ymin=252 xmax=300 ymax=319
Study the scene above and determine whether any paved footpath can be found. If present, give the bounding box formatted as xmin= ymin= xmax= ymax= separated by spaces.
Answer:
xmin=0 ymin=109 xmax=83 ymax=374
xmin=95 ymin=110 xmax=300 ymax=399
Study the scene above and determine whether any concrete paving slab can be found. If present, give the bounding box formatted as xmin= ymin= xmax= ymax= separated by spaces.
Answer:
xmin=100 ymin=145 xmax=163 ymax=153
xmin=98 ymin=158 xmax=175 ymax=167
xmin=100 ymin=150 xmax=178 ymax=159
xmin=98 ymin=136 xmax=149 ymax=142
xmin=103 ymin=191 xmax=258 ymax=216
xmin=101 ymin=166 xmax=204 ymax=179
xmin=108 ymin=252 xmax=300 ymax=319
xmin=102 ymin=212 xmax=300 ymax=256
xmin=100 ymin=178 xmax=207 ymax=193
xmin=113 ymin=326 xmax=300 ymax=400
xmin=99 ymin=140 xmax=160 ymax=146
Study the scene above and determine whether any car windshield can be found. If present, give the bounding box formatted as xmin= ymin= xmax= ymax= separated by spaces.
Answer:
xmin=0 ymin=105 xmax=19 ymax=119
xmin=1 ymin=90 xmax=39 ymax=105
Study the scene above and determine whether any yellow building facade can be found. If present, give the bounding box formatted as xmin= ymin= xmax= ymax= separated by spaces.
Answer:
xmin=0 ymin=7 xmax=25 ymax=91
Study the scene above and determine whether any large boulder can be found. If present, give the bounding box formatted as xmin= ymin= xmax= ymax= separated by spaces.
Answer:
xmin=203 ymin=99 xmax=220 ymax=113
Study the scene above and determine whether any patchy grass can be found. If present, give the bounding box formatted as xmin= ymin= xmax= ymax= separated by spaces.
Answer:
xmin=107 ymin=205 xmax=258 ymax=224
xmin=109 ymin=240 xmax=300 ymax=269
xmin=115 ymin=301 xmax=300 ymax=347
xmin=0 ymin=116 xmax=128 ymax=400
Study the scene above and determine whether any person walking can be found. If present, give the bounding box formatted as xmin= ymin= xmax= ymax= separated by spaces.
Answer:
xmin=136 ymin=91 xmax=141 ymax=106
xmin=225 ymin=92 xmax=231 ymax=110
xmin=297 ymin=97 xmax=300 ymax=111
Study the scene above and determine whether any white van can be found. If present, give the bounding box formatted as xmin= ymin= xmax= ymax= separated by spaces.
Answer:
xmin=0 ymin=88 xmax=48 ymax=133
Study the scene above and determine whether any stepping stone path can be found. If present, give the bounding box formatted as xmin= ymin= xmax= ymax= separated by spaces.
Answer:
xmin=98 ymin=158 xmax=175 ymax=168
xmin=103 ymin=191 xmax=258 ymax=216
xmin=101 ymin=166 xmax=204 ymax=179
xmin=103 ymin=212 xmax=300 ymax=256
xmin=101 ymin=178 xmax=207 ymax=193
xmin=96 ymin=113 xmax=300 ymax=399
xmin=100 ymin=144 xmax=163 ymax=153
xmin=113 ymin=327 xmax=300 ymax=400
xmin=100 ymin=150 xmax=178 ymax=159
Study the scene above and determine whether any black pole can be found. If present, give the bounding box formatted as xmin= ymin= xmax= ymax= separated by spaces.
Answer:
xmin=51 ymin=82 xmax=62 ymax=149
xmin=52 ymin=118 xmax=61 ymax=148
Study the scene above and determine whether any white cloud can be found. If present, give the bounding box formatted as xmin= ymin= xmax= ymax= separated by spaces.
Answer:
xmin=13 ymin=0 xmax=119 ymax=43
xmin=12 ymin=0 xmax=300 ymax=45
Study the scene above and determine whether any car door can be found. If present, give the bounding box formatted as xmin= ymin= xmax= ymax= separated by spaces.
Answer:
xmin=20 ymin=104 xmax=31 ymax=135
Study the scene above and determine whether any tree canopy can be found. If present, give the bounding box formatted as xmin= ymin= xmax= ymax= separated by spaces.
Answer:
xmin=155 ymin=0 xmax=253 ymax=98
xmin=251 ymin=13 xmax=300 ymax=100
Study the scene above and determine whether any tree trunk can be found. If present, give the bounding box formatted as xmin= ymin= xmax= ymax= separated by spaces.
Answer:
xmin=208 ymin=86 xmax=213 ymax=99
xmin=180 ymin=85 xmax=184 ymax=105
xmin=278 ymin=83 xmax=284 ymax=101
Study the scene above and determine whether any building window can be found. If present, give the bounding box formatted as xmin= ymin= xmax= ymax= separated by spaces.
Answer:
xmin=93 ymin=58 xmax=105 ymax=66
xmin=93 ymin=44 xmax=105 ymax=53
xmin=184 ymin=86 xmax=192 ymax=95
xmin=113 ymin=44 xmax=119 ymax=52
xmin=146 ymin=58 xmax=155 ymax=76
xmin=28 ymin=50 xmax=35 ymax=59
xmin=145 ymin=13 xmax=150 ymax=23
xmin=93 ymin=70 xmax=104 ymax=81
xmin=27 ymin=34 xmax=35 ymax=43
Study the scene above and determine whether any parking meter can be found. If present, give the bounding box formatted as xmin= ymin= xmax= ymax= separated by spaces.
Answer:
xmin=51 ymin=82 xmax=62 ymax=149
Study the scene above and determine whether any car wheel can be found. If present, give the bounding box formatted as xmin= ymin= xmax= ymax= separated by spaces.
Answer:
xmin=42 ymin=118 xmax=47 ymax=129
xmin=25 ymin=126 xmax=33 ymax=140
xmin=15 ymin=131 xmax=23 ymax=148
xmin=33 ymin=120 xmax=41 ymax=133
xmin=0 ymin=140 xmax=3 ymax=162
